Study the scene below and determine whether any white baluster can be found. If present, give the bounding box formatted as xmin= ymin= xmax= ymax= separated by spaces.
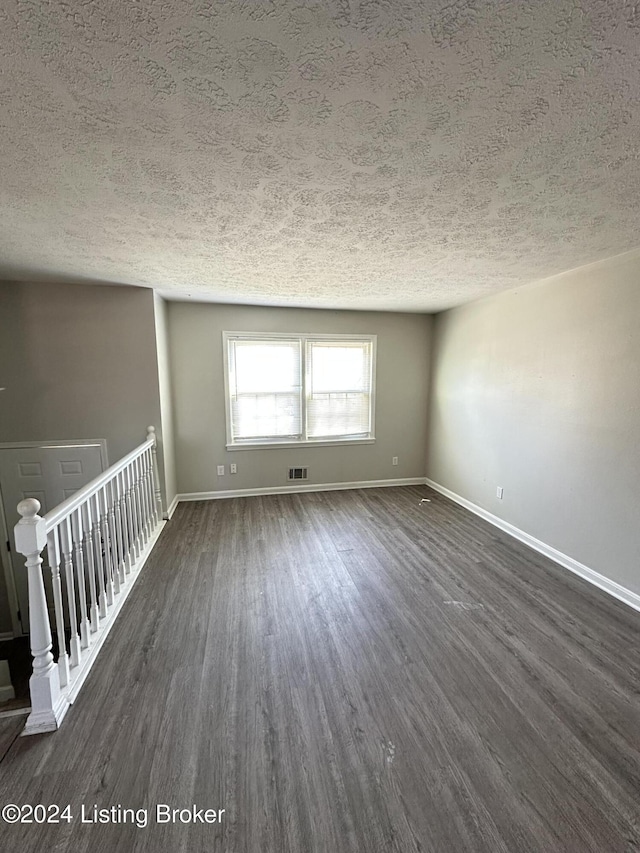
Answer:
xmin=90 ymin=493 xmax=107 ymax=619
xmin=147 ymin=449 xmax=156 ymax=530
xmin=81 ymin=502 xmax=100 ymax=632
xmin=107 ymin=480 xmax=123 ymax=591
xmin=133 ymin=456 xmax=147 ymax=548
xmin=131 ymin=459 xmax=145 ymax=551
xmin=114 ymin=477 xmax=126 ymax=584
xmin=147 ymin=448 xmax=158 ymax=528
xmin=60 ymin=517 xmax=81 ymax=667
xmin=45 ymin=527 xmax=70 ymax=688
xmin=15 ymin=499 xmax=67 ymax=733
xmin=150 ymin=448 xmax=158 ymax=525
xmin=140 ymin=451 xmax=152 ymax=541
xmin=118 ymin=470 xmax=132 ymax=575
xmin=147 ymin=425 xmax=163 ymax=524
xmin=126 ymin=462 xmax=141 ymax=560
xmin=139 ymin=450 xmax=151 ymax=540
xmin=71 ymin=509 xmax=90 ymax=650
xmin=99 ymin=487 xmax=115 ymax=606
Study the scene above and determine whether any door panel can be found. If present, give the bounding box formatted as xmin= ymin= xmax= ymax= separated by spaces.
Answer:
xmin=0 ymin=444 xmax=104 ymax=634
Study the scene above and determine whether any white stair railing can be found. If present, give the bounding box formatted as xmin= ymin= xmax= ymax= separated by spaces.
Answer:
xmin=14 ymin=427 xmax=164 ymax=735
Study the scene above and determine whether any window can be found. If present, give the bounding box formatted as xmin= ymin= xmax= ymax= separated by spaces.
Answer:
xmin=223 ymin=332 xmax=376 ymax=448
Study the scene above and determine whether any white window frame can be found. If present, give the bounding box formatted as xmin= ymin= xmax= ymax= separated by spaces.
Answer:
xmin=223 ymin=331 xmax=377 ymax=450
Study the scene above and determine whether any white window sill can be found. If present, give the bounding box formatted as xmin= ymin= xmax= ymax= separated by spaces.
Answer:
xmin=226 ymin=438 xmax=376 ymax=451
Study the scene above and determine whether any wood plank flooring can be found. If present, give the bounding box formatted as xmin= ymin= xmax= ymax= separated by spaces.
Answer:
xmin=0 ymin=715 xmax=25 ymax=763
xmin=0 ymin=486 xmax=638 ymax=852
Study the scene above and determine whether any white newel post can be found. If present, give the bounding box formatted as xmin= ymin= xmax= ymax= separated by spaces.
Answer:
xmin=15 ymin=499 xmax=69 ymax=734
xmin=147 ymin=426 xmax=164 ymax=522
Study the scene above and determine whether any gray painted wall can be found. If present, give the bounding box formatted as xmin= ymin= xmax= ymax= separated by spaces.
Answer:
xmin=0 ymin=281 xmax=163 ymax=461
xmin=168 ymin=302 xmax=432 ymax=494
xmin=0 ymin=281 xmax=165 ymax=634
xmin=427 ymin=251 xmax=640 ymax=596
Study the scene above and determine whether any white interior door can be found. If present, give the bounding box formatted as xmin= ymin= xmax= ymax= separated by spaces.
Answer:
xmin=0 ymin=443 xmax=105 ymax=634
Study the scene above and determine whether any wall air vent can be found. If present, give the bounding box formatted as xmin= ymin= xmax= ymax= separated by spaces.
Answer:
xmin=287 ymin=467 xmax=309 ymax=482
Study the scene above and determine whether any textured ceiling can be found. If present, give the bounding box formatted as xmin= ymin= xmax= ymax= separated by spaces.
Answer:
xmin=1 ymin=1 xmax=640 ymax=311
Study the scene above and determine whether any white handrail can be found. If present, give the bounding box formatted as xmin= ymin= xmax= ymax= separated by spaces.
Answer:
xmin=44 ymin=437 xmax=154 ymax=530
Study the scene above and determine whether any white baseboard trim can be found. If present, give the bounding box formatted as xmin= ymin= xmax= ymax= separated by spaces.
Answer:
xmin=425 ymin=479 xmax=640 ymax=614
xmin=165 ymin=494 xmax=179 ymax=519
xmin=177 ymin=477 xmax=427 ymax=503
xmin=0 ymin=685 xmax=15 ymax=703
xmin=0 ymin=705 xmax=30 ymax=719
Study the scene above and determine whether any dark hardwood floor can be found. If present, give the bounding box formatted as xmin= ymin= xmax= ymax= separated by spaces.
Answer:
xmin=0 ymin=486 xmax=639 ymax=852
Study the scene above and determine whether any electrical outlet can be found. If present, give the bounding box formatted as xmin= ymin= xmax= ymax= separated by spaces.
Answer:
xmin=392 ymin=456 xmax=398 ymax=466
xmin=230 ymin=463 xmax=237 ymax=474
xmin=217 ymin=465 xmax=225 ymax=476
xmin=496 ymin=486 xmax=504 ymax=499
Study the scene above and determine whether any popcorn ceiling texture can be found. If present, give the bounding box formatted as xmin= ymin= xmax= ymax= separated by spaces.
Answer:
xmin=1 ymin=0 xmax=640 ymax=311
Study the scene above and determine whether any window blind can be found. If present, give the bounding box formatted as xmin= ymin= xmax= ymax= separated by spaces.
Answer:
xmin=225 ymin=333 xmax=375 ymax=445
xmin=228 ymin=338 xmax=302 ymax=440
xmin=306 ymin=340 xmax=373 ymax=438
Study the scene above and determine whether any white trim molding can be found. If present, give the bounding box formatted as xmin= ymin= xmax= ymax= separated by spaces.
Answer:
xmin=425 ymin=479 xmax=640 ymax=614
xmin=223 ymin=331 xmax=377 ymax=449
xmin=0 ymin=686 xmax=15 ymax=703
xmin=0 ymin=706 xmax=31 ymax=720
xmin=177 ymin=477 xmax=427 ymax=503
xmin=0 ymin=438 xmax=108 ymax=468
xmin=226 ymin=438 xmax=376 ymax=452
xmin=166 ymin=494 xmax=179 ymax=519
